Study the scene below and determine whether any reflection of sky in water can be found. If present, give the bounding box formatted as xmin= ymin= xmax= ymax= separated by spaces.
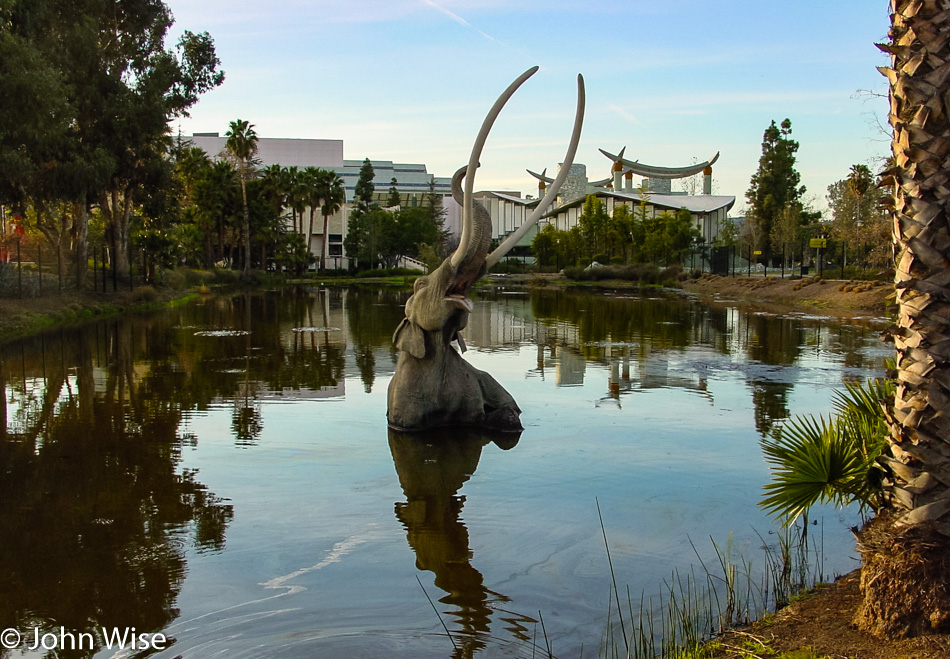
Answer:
xmin=1 ymin=288 xmax=890 ymax=658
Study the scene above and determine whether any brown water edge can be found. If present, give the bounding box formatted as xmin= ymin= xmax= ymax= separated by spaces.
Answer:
xmin=707 ymin=570 xmax=949 ymax=659
xmin=678 ymin=274 xmax=892 ymax=317
xmin=482 ymin=272 xmax=892 ymax=318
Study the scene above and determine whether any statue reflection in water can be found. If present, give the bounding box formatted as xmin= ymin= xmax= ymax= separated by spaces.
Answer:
xmin=389 ymin=427 xmax=540 ymax=657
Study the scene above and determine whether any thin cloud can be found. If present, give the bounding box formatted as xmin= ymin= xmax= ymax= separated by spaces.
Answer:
xmin=607 ymin=103 xmax=643 ymax=125
xmin=419 ymin=0 xmax=497 ymax=41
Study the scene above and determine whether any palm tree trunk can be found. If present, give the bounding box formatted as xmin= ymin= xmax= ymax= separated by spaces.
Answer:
xmin=308 ymin=207 xmax=316 ymax=267
xmin=322 ymin=212 xmax=329 ymax=271
xmin=855 ymin=0 xmax=950 ymax=638
xmin=241 ymin=173 xmax=250 ymax=274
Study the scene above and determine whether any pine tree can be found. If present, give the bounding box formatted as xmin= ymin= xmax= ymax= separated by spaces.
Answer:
xmin=746 ymin=119 xmax=806 ymax=253
xmin=344 ymin=158 xmax=376 ymax=269
xmin=387 ymin=177 xmax=401 ymax=208
xmin=353 ymin=158 xmax=375 ymax=211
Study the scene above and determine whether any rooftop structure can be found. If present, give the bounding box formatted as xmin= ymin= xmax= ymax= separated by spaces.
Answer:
xmin=185 ymin=134 xmax=451 ymax=203
xmin=599 ymin=148 xmax=720 ymax=195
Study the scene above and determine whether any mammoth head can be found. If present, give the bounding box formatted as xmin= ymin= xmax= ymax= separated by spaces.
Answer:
xmin=392 ymin=258 xmax=474 ymax=359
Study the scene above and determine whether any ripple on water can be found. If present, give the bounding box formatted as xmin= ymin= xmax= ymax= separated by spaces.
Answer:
xmin=194 ymin=330 xmax=251 ymax=337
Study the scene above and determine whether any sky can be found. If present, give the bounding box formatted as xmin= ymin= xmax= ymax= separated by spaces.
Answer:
xmin=165 ymin=0 xmax=893 ymax=215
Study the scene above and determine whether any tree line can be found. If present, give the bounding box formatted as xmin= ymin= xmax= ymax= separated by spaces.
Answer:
xmin=531 ymin=191 xmax=702 ymax=269
xmin=2 ymin=0 xmax=455 ymax=288
xmin=175 ymin=134 xmax=349 ymax=275
xmin=343 ymin=159 xmax=449 ymax=271
xmin=0 ymin=0 xmax=224 ymax=287
xmin=737 ymin=118 xmax=889 ymax=273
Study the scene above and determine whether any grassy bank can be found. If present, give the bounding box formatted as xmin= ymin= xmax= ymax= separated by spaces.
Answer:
xmin=0 ymin=288 xmax=198 ymax=345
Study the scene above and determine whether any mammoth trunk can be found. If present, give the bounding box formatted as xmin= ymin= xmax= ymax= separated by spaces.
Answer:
xmin=447 ymin=166 xmax=491 ymax=296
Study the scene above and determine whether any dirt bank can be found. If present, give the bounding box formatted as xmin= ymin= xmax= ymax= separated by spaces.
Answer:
xmin=680 ymin=274 xmax=893 ymax=318
xmin=710 ymin=570 xmax=949 ymax=658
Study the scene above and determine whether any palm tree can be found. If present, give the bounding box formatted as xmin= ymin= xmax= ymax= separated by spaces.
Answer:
xmin=847 ymin=163 xmax=874 ymax=231
xmin=283 ymin=166 xmax=299 ymax=234
xmin=856 ymin=1 xmax=950 ymax=637
xmin=317 ymin=170 xmax=345 ymax=271
xmin=259 ymin=164 xmax=286 ymax=213
xmin=225 ymin=119 xmax=258 ymax=274
xmin=288 ymin=167 xmax=310 ymax=245
xmin=301 ymin=167 xmax=321 ymax=261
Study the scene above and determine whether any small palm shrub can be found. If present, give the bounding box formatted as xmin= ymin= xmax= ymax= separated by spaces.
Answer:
xmin=759 ymin=378 xmax=893 ymax=525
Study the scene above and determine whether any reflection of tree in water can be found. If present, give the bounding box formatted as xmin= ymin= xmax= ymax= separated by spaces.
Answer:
xmin=0 ymin=321 xmax=233 ymax=657
xmin=750 ymin=380 xmax=793 ymax=435
xmin=232 ymin=402 xmax=264 ymax=446
xmin=389 ymin=428 xmax=538 ymax=658
xmin=529 ymin=289 xmax=697 ymax=354
xmin=743 ymin=314 xmax=803 ymax=366
xmin=346 ymin=288 xmax=406 ymax=393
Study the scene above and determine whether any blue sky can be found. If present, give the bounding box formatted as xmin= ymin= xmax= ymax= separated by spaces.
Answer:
xmin=166 ymin=0 xmax=892 ymax=214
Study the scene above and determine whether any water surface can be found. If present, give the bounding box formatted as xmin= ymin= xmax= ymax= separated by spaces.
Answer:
xmin=0 ymin=286 xmax=890 ymax=657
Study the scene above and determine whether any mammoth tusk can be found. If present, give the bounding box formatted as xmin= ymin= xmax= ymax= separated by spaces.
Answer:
xmin=451 ymin=66 xmax=540 ymax=269
xmin=486 ymin=73 xmax=586 ymax=269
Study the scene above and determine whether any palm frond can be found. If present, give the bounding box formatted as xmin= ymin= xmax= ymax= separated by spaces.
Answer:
xmin=759 ymin=379 xmax=893 ymax=526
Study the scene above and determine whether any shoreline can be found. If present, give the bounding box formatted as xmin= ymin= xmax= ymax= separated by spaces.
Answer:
xmin=0 ymin=272 xmax=894 ymax=346
xmin=0 ymin=287 xmax=198 ymax=345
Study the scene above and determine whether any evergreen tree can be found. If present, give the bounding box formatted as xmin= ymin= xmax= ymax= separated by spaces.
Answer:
xmin=577 ymin=194 xmax=609 ymax=260
xmin=0 ymin=0 xmax=223 ymax=284
xmin=345 ymin=158 xmax=376 ymax=269
xmin=353 ymin=158 xmax=375 ymax=210
xmin=746 ymin=119 xmax=806 ymax=253
xmin=531 ymin=224 xmax=558 ymax=267
xmin=387 ymin=177 xmax=401 ymax=208
xmin=422 ymin=178 xmax=448 ymax=253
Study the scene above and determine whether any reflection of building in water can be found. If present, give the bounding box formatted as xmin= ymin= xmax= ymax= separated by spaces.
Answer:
xmin=464 ymin=292 xmax=715 ymax=399
xmin=465 ymin=296 xmax=537 ymax=349
xmin=555 ymin=347 xmax=586 ymax=386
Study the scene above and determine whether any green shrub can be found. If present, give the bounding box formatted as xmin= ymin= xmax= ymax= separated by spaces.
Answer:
xmin=489 ymin=260 xmax=529 ymax=274
xmin=209 ymin=268 xmax=240 ymax=285
xmin=131 ymin=285 xmax=158 ymax=302
xmin=839 ymin=265 xmax=891 ymax=282
xmin=660 ymin=264 xmax=685 ymax=282
xmin=164 ymin=269 xmax=187 ymax=290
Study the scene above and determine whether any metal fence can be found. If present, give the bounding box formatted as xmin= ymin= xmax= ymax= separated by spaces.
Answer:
xmin=0 ymin=242 xmax=147 ymax=298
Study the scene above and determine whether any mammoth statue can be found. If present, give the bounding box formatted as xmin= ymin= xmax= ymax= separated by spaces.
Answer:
xmin=387 ymin=67 xmax=585 ymax=432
